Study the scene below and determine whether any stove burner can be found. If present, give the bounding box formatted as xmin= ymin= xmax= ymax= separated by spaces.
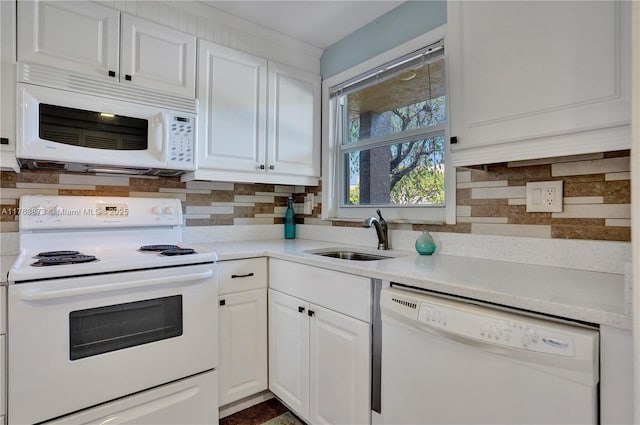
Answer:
xmin=139 ymin=245 xmax=181 ymax=252
xmin=31 ymin=254 xmax=98 ymax=267
xmin=36 ymin=250 xmax=80 ymax=258
xmin=160 ymin=248 xmax=196 ymax=256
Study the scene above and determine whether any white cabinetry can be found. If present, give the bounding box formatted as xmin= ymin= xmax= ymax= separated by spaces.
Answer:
xmin=218 ymin=258 xmax=268 ymax=407
xmin=0 ymin=287 xmax=5 ymax=423
xmin=268 ymin=62 xmax=321 ymax=178
xmin=185 ymin=40 xmax=320 ymax=185
xmin=600 ymin=325 xmax=633 ymax=424
xmin=17 ymin=1 xmax=195 ymax=98
xmin=448 ymin=0 xmax=631 ymax=166
xmin=268 ymin=259 xmax=371 ymax=425
xmin=0 ymin=0 xmax=18 ymax=172
xmin=195 ymin=41 xmax=267 ymax=174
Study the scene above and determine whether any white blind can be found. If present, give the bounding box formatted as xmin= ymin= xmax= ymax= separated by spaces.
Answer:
xmin=329 ymin=40 xmax=444 ymax=98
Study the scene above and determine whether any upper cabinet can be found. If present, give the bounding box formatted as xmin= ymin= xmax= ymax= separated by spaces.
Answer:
xmin=0 ymin=0 xmax=19 ymax=171
xmin=448 ymin=0 xmax=631 ymax=166
xmin=268 ymin=62 xmax=321 ymax=178
xmin=120 ymin=14 xmax=195 ymax=98
xmin=17 ymin=1 xmax=196 ymax=98
xmin=184 ymin=40 xmax=320 ymax=185
xmin=195 ymin=41 xmax=268 ymax=173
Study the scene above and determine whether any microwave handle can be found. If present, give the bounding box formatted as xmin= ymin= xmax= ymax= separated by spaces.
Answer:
xmin=156 ymin=112 xmax=168 ymax=159
xmin=20 ymin=270 xmax=213 ymax=301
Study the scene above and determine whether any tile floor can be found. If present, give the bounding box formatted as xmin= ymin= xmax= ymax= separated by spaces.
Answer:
xmin=220 ymin=398 xmax=289 ymax=425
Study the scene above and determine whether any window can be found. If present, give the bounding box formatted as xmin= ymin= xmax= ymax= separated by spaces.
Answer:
xmin=323 ymin=31 xmax=454 ymax=223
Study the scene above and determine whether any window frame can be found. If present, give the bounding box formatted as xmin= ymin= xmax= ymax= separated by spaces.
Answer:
xmin=321 ymin=24 xmax=456 ymax=224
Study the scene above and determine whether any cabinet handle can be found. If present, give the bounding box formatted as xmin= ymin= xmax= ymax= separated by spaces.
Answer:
xmin=298 ymin=306 xmax=305 ymax=313
xmin=219 ymin=299 xmax=226 ymax=306
xmin=231 ymin=272 xmax=254 ymax=279
xmin=259 ymin=165 xmax=265 ymax=170
xmin=307 ymin=310 xmax=315 ymax=317
xmin=450 ymin=136 xmax=458 ymax=144
xmin=108 ymin=70 xmax=116 ymax=77
xmin=125 ymin=74 xmax=132 ymax=81
xmin=269 ymin=165 xmax=275 ymax=170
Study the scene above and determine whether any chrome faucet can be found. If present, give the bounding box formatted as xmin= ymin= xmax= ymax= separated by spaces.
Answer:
xmin=363 ymin=209 xmax=389 ymax=250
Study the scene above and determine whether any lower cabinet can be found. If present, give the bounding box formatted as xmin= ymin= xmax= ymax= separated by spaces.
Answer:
xmin=1 ymin=287 xmax=5 ymax=424
xmin=268 ymin=266 xmax=371 ymax=425
xmin=218 ymin=258 xmax=268 ymax=407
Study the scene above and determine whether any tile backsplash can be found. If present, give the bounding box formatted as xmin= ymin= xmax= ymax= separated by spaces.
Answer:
xmin=413 ymin=150 xmax=631 ymax=241
xmin=0 ymin=171 xmax=321 ymax=232
xmin=0 ymin=149 xmax=631 ymax=241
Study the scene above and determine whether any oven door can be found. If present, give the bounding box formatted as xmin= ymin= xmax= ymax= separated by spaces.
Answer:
xmin=8 ymin=263 xmax=217 ymax=425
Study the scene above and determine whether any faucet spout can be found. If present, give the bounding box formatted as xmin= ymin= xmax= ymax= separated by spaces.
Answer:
xmin=362 ymin=210 xmax=389 ymax=250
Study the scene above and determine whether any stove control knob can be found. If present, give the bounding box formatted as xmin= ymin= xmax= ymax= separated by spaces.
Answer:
xmin=163 ymin=207 xmax=176 ymax=215
xmin=151 ymin=206 xmax=162 ymax=215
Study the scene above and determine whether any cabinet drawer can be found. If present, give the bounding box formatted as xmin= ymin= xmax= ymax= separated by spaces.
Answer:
xmin=218 ymin=258 xmax=267 ymax=295
xmin=269 ymin=259 xmax=371 ymax=322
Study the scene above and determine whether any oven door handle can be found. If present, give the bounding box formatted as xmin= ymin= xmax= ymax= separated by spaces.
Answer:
xmin=20 ymin=270 xmax=214 ymax=301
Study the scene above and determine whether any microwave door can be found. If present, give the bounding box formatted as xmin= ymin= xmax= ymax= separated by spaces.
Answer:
xmin=17 ymin=84 xmax=169 ymax=169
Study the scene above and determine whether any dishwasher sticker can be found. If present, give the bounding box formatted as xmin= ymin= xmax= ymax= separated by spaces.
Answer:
xmin=542 ymin=337 xmax=569 ymax=349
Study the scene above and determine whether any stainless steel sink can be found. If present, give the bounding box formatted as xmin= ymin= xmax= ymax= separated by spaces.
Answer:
xmin=311 ymin=250 xmax=392 ymax=261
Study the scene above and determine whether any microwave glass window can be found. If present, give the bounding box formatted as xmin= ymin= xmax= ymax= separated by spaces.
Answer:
xmin=39 ymin=104 xmax=148 ymax=150
xmin=69 ymin=295 xmax=183 ymax=360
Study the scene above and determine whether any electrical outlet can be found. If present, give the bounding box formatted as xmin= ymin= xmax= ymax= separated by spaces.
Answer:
xmin=526 ymin=181 xmax=563 ymax=212
xmin=303 ymin=194 xmax=315 ymax=215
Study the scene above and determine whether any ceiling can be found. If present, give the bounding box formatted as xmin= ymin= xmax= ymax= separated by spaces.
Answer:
xmin=201 ymin=1 xmax=405 ymax=49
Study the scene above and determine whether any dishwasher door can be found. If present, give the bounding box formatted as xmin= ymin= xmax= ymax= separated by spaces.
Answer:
xmin=377 ymin=287 xmax=599 ymax=425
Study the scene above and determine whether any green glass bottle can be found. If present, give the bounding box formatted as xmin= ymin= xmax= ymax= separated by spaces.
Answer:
xmin=284 ymin=197 xmax=296 ymax=239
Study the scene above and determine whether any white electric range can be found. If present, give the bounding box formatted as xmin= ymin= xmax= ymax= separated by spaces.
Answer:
xmin=7 ymin=195 xmax=219 ymax=425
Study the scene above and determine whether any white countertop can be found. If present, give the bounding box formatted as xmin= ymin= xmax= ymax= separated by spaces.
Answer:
xmin=193 ymin=239 xmax=630 ymax=329
xmin=1 ymin=237 xmax=629 ymax=329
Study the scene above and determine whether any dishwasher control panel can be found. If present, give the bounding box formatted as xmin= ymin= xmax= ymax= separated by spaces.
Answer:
xmin=418 ymin=302 xmax=575 ymax=357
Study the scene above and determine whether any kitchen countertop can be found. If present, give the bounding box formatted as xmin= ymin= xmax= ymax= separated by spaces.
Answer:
xmin=195 ymin=239 xmax=630 ymax=329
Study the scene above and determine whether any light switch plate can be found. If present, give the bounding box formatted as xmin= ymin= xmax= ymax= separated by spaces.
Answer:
xmin=526 ymin=181 xmax=563 ymax=212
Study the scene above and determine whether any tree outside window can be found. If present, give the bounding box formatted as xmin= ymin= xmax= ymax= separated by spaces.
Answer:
xmin=334 ymin=45 xmax=446 ymax=209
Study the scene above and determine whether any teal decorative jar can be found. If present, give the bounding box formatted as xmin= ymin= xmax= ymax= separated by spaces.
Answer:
xmin=415 ymin=231 xmax=436 ymax=255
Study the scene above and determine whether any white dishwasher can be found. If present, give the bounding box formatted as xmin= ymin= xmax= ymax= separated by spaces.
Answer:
xmin=376 ymin=286 xmax=599 ymax=425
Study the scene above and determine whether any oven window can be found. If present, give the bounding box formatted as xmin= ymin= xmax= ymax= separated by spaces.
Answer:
xmin=69 ymin=295 xmax=182 ymax=360
xmin=39 ymin=104 xmax=148 ymax=150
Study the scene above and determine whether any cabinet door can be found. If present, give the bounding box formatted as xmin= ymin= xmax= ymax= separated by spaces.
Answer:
xmin=17 ymin=1 xmax=119 ymax=80
xmin=309 ymin=304 xmax=371 ymax=425
xmin=218 ymin=289 xmax=268 ymax=406
xmin=268 ymin=62 xmax=320 ymax=177
xmin=0 ymin=0 xmax=15 ymax=160
xmin=197 ymin=40 xmax=267 ymax=172
xmin=120 ymin=14 xmax=195 ymax=98
xmin=268 ymin=289 xmax=309 ymax=420
xmin=448 ymin=1 xmax=631 ymax=166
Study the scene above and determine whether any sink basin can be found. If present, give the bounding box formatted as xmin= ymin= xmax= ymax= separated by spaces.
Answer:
xmin=311 ymin=250 xmax=392 ymax=261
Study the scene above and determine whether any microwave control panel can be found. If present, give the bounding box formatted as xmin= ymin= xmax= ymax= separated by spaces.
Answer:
xmin=168 ymin=116 xmax=195 ymax=167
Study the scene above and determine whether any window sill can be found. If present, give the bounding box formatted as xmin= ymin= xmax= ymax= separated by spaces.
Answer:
xmin=323 ymin=217 xmax=447 ymax=226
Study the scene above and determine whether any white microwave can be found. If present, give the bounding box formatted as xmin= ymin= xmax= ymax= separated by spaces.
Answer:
xmin=17 ymin=83 xmax=196 ymax=176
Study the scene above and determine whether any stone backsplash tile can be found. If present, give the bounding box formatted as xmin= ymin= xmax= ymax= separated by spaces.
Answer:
xmin=0 ymin=149 xmax=630 ymax=242
xmin=442 ymin=149 xmax=631 ymax=241
xmin=0 ymin=170 xmax=322 ymax=228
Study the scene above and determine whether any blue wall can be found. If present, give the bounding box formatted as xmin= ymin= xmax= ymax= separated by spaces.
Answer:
xmin=320 ymin=1 xmax=447 ymax=78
